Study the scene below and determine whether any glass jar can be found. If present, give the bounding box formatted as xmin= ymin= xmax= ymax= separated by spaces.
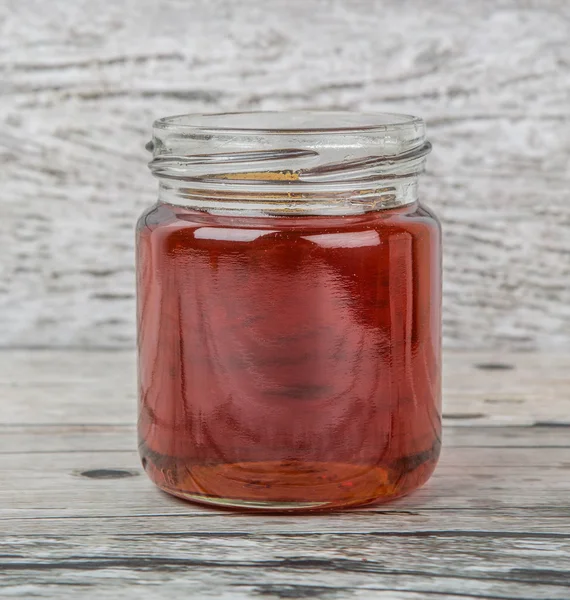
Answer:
xmin=137 ymin=111 xmax=441 ymax=512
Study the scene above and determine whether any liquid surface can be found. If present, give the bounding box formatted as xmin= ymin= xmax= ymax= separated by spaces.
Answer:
xmin=137 ymin=202 xmax=441 ymax=511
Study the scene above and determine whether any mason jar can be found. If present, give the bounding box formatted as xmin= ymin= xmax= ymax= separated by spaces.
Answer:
xmin=136 ymin=111 xmax=441 ymax=512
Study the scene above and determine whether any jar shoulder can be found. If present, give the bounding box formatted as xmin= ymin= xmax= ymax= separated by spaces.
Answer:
xmin=136 ymin=202 xmax=176 ymax=233
xmin=136 ymin=201 xmax=440 ymax=247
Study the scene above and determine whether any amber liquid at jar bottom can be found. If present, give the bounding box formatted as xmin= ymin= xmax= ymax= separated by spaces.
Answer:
xmin=137 ymin=201 xmax=441 ymax=511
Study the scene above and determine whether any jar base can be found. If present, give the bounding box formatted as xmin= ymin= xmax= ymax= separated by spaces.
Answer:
xmin=142 ymin=456 xmax=438 ymax=513
xmin=157 ymin=487 xmax=337 ymax=512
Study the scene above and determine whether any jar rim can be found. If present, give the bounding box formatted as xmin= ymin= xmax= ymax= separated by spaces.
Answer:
xmin=153 ymin=110 xmax=424 ymax=135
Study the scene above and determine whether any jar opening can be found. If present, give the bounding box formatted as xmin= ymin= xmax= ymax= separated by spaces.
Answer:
xmin=153 ymin=111 xmax=423 ymax=135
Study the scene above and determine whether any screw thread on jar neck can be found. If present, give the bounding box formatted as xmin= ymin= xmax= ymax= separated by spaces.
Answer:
xmin=148 ymin=111 xmax=430 ymax=215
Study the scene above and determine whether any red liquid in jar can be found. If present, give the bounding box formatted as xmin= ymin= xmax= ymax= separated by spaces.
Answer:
xmin=136 ymin=201 xmax=441 ymax=511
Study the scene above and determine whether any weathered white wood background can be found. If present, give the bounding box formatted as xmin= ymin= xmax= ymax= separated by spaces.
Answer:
xmin=1 ymin=0 xmax=569 ymax=349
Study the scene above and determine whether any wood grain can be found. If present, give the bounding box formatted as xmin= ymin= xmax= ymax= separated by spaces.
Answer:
xmin=2 ymin=532 xmax=570 ymax=599
xmin=1 ymin=0 xmax=570 ymax=349
xmin=2 ymin=350 xmax=569 ymax=426
xmin=1 ymin=350 xmax=570 ymax=598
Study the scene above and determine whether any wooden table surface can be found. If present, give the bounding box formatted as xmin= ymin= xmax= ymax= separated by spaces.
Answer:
xmin=1 ymin=350 xmax=569 ymax=599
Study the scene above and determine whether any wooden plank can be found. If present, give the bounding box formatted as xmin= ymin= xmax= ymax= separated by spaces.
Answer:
xmin=3 ymin=424 xmax=569 ymax=455
xmin=1 ymin=446 xmax=570 ymax=521
xmin=2 ymin=531 xmax=570 ymax=599
xmin=2 ymin=350 xmax=570 ymax=426
xmin=1 ymin=1 xmax=570 ymax=349
xmin=4 ymin=507 xmax=570 ymax=536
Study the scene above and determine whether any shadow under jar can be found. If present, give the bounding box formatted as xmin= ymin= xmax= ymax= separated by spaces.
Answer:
xmin=137 ymin=111 xmax=442 ymax=512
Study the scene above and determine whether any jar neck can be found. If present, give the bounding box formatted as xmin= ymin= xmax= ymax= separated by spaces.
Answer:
xmin=148 ymin=111 xmax=430 ymax=216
